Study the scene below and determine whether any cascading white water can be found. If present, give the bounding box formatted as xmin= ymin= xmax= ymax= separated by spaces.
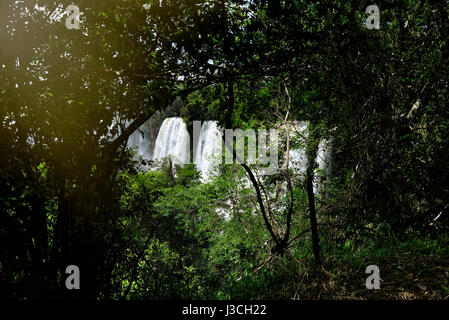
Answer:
xmin=287 ymin=121 xmax=309 ymax=174
xmin=147 ymin=117 xmax=332 ymax=192
xmin=145 ymin=117 xmax=333 ymax=222
xmin=127 ymin=119 xmax=154 ymax=161
xmin=153 ymin=117 xmax=190 ymax=166
xmin=314 ymin=138 xmax=333 ymax=193
xmin=280 ymin=121 xmax=333 ymax=194
xmin=194 ymin=121 xmax=222 ymax=180
xmin=316 ymin=139 xmax=333 ymax=173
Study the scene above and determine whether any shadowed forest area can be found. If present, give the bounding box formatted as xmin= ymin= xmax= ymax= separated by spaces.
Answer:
xmin=1 ymin=0 xmax=448 ymax=300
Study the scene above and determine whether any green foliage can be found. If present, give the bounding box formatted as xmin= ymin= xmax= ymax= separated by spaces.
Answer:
xmin=1 ymin=0 xmax=448 ymax=300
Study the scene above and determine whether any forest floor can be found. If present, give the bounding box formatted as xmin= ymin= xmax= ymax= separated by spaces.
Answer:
xmin=283 ymin=237 xmax=449 ymax=300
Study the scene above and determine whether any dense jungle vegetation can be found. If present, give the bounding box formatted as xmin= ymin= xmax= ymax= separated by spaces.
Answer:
xmin=1 ymin=0 xmax=448 ymax=300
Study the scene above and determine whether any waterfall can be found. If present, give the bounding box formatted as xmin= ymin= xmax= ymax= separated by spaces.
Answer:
xmin=194 ymin=121 xmax=222 ymax=180
xmin=287 ymin=121 xmax=309 ymax=174
xmin=153 ymin=117 xmax=190 ymax=166
xmin=314 ymin=138 xmax=333 ymax=194
xmin=282 ymin=121 xmax=333 ymax=194
xmin=285 ymin=122 xmax=332 ymax=176
xmin=127 ymin=119 xmax=154 ymax=162
xmin=148 ymin=117 xmax=332 ymax=190
xmin=316 ymin=139 xmax=333 ymax=174
xmin=104 ymin=117 xmax=155 ymax=163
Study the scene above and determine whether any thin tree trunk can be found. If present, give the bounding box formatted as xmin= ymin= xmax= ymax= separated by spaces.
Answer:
xmin=306 ymin=170 xmax=321 ymax=264
xmin=305 ymin=125 xmax=322 ymax=264
xmin=224 ymin=79 xmax=281 ymax=249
